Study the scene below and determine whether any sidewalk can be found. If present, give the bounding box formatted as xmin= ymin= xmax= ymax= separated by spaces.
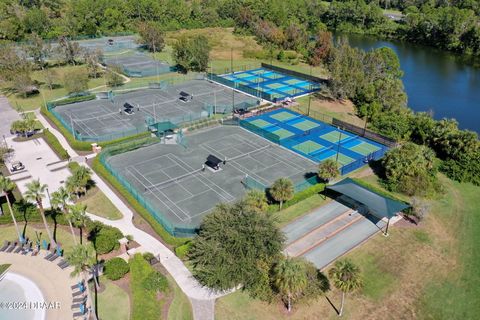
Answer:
xmin=35 ymin=111 xmax=223 ymax=320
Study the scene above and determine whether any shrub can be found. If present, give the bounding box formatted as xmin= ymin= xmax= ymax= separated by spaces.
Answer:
xmin=51 ymin=94 xmax=96 ymax=107
xmin=90 ymin=224 xmax=123 ymax=254
xmin=175 ymin=241 xmax=192 ymax=259
xmin=42 ymin=129 xmax=69 ymax=160
xmin=142 ymin=252 xmax=155 ymax=263
xmin=267 ymin=183 xmax=325 ymax=213
xmin=104 ymin=257 xmax=130 ymax=280
xmin=141 ymin=271 xmax=169 ymax=292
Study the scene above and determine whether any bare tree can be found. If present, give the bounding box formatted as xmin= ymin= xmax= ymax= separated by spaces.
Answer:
xmin=25 ymin=33 xmax=52 ymax=70
xmin=57 ymin=36 xmax=82 ymax=65
xmin=83 ymin=48 xmax=103 ymax=78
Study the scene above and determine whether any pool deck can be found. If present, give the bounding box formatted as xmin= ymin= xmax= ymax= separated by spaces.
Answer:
xmin=0 ymin=251 xmax=81 ymax=320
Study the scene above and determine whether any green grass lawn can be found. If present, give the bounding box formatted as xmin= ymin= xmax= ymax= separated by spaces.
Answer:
xmin=77 ymin=187 xmax=123 ymax=220
xmin=216 ymin=175 xmax=480 ymax=319
xmin=167 ymin=274 xmax=193 ymax=320
xmin=130 ymin=254 xmax=163 ymax=320
xmin=4 ymin=65 xmax=106 ymax=112
xmin=0 ymin=223 xmax=83 ymax=254
xmin=417 ymin=179 xmax=480 ymax=319
xmin=273 ymin=194 xmax=330 ymax=227
xmin=97 ymin=276 xmax=131 ymax=320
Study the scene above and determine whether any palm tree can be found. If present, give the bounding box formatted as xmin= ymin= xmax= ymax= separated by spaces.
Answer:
xmin=73 ymin=166 xmax=92 ymax=195
xmin=24 ymin=179 xmax=56 ymax=247
xmin=318 ymin=159 xmax=340 ymax=183
xmin=65 ymin=175 xmax=80 ymax=199
xmin=71 ymin=203 xmax=88 ymax=244
xmin=244 ymin=189 xmax=268 ymax=213
xmin=269 ymin=178 xmax=294 ymax=210
xmin=51 ymin=187 xmax=77 ymax=245
xmin=274 ymin=256 xmax=308 ymax=312
xmin=66 ymin=244 xmax=98 ymax=320
xmin=329 ymin=259 xmax=362 ymax=316
xmin=0 ymin=176 xmax=22 ymax=242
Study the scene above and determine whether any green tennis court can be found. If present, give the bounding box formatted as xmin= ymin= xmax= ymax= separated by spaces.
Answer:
xmin=268 ymin=83 xmax=285 ymax=89
xmin=270 ymin=111 xmax=298 ymax=122
xmin=285 ymin=78 xmax=303 ymax=85
xmin=272 ymin=128 xmax=295 ymax=139
xmin=293 ymin=140 xmax=324 ymax=154
xmin=292 ymin=119 xmax=320 ymax=131
xmin=349 ymin=142 xmax=381 ymax=156
xmin=320 ymin=131 xmax=350 ymax=143
xmin=324 ymin=153 xmax=355 ymax=166
xmin=249 ymin=119 xmax=272 ymax=128
xmin=235 ymin=72 xmax=252 ymax=78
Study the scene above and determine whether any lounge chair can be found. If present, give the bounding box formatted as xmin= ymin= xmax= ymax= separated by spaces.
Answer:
xmin=5 ymin=242 xmax=17 ymax=253
xmin=72 ymin=290 xmax=84 ymax=298
xmin=72 ymin=295 xmax=87 ymax=304
xmin=60 ymin=262 xmax=70 ymax=269
xmin=71 ymin=302 xmax=85 ymax=310
xmin=44 ymin=250 xmax=55 ymax=260
xmin=71 ymin=281 xmax=85 ymax=290
xmin=47 ymin=253 xmax=59 ymax=262
xmin=0 ymin=241 xmax=10 ymax=252
xmin=21 ymin=242 xmax=33 ymax=255
xmin=14 ymin=244 xmax=25 ymax=253
xmin=73 ymin=311 xmax=85 ymax=318
xmin=58 ymin=259 xmax=68 ymax=268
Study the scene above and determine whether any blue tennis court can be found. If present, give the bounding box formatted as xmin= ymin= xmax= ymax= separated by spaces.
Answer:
xmin=239 ymin=108 xmax=389 ymax=175
xmin=219 ymin=67 xmax=321 ymax=101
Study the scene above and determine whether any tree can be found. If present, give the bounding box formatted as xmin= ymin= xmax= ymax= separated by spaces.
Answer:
xmin=70 ymin=203 xmax=89 ymax=245
xmin=66 ymin=244 xmax=98 ymax=320
xmin=269 ymin=178 xmax=294 ymax=210
xmin=0 ymin=177 xmax=21 ymax=242
xmin=51 ymin=187 xmax=77 ymax=245
xmin=0 ymin=46 xmax=34 ymax=97
xmin=83 ymin=49 xmax=103 ymax=78
xmin=318 ymin=159 xmax=340 ymax=182
xmin=273 ymin=257 xmax=308 ymax=313
xmin=105 ymin=66 xmax=124 ymax=87
xmin=137 ymin=21 xmax=165 ymax=53
xmin=43 ymin=67 xmax=59 ymax=90
xmin=382 ymin=142 xmax=439 ymax=196
xmin=172 ymin=35 xmax=211 ymax=72
xmin=329 ymin=259 xmax=362 ymax=316
xmin=244 ymin=189 xmax=268 ymax=213
xmin=309 ymin=31 xmax=333 ymax=66
xmin=189 ymin=202 xmax=284 ymax=291
xmin=24 ymin=179 xmax=56 ymax=247
xmin=63 ymin=68 xmax=89 ymax=94
xmin=25 ymin=33 xmax=51 ymax=70
xmin=57 ymin=36 xmax=82 ymax=65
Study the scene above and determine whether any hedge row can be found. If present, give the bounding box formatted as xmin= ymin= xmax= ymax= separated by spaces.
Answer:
xmin=42 ymin=129 xmax=69 ymax=160
xmin=40 ymin=104 xmax=151 ymax=151
xmin=50 ymin=94 xmax=96 ymax=107
xmin=91 ymin=156 xmax=189 ymax=247
xmin=267 ymin=183 xmax=326 ymax=213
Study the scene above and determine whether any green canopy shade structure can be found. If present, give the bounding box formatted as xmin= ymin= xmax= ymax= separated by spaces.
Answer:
xmin=326 ymin=178 xmax=410 ymax=235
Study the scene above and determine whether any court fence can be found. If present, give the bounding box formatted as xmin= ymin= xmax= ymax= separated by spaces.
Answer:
xmin=261 ymin=63 xmax=328 ymax=84
xmin=242 ymin=173 xmax=321 ymax=193
xmin=207 ymin=73 xmax=274 ymax=101
xmin=99 ymin=138 xmax=198 ymax=237
xmin=239 ymin=116 xmax=390 ymax=176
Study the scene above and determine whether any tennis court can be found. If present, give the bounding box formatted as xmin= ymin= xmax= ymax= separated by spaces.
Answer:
xmin=51 ymin=79 xmax=259 ymax=141
xmin=240 ymin=108 xmax=389 ymax=174
xmin=105 ymin=126 xmax=318 ymax=235
xmin=102 ymin=51 xmax=171 ymax=77
xmin=50 ymin=35 xmax=139 ymax=53
xmin=218 ymin=67 xmax=321 ymax=101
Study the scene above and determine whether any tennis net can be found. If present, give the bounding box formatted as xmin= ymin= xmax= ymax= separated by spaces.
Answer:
xmin=144 ymin=168 xmax=203 ymax=191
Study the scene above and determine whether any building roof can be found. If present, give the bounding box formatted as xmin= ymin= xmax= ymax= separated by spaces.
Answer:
xmin=327 ymin=178 xmax=409 ymax=219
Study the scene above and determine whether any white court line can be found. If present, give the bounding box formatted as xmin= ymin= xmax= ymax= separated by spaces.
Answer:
xmin=127 ymin=165 xmax=192 ymax=222
xmin=166 ymin=154 xmax=235 ymax=202
xmin=161 ymin=167 xmax=194 ymax=197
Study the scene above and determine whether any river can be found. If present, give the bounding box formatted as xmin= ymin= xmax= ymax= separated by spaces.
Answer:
xmin=340 ymin=33 xmax=480 ymax=133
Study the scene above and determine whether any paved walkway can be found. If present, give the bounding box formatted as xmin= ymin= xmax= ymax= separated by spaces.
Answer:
xmin=35 ymin=111 xmax=222 ymax=320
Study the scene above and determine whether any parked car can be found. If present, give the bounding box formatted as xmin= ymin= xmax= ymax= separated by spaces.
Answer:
xmin=11 ymin=161 xmax=25 ymax=172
